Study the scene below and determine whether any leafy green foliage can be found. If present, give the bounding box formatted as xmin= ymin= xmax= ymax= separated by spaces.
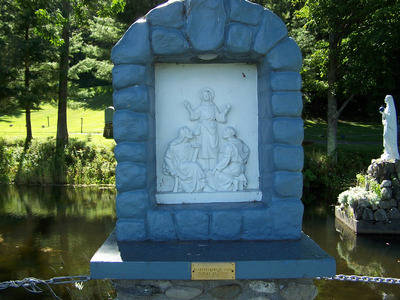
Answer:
xmin=69 ymin=16 xmax=125 ymax=86
xmin=303 ymin=142 xmax=382 ymax=205
xmin=0 ymin=137 xmax=116 ymax=185
xmin=293 ymin=0 xmax=400 ymax=119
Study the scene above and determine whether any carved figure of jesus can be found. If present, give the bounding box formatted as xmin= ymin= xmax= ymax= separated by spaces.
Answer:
xmin=184 ymin=87 xmax=231 ymax=171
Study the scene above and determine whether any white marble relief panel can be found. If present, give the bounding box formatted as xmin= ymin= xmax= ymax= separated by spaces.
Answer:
xmin=155 ymin=63 xmax=260 ymax=204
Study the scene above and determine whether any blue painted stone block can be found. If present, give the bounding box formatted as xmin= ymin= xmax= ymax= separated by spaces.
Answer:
xmin=226 ymin=23 xmax=253 ymax=53
xmin=111 ymin=20 xmax=150 ymax=65
xmin=268 ymin=38 xmax=302 ymax=72
xmin=270 ymin=198 xmax=303 ymax=240
xmin=147 ymin=210 xmax=177 ymax=241
xmin=253 ymin=9 xmax=287 ymax=55
xmin=114 ymin=142 xmax=147 ymax=163
xmin=186 ymin=0 xmax=226 ymax=51
xmin=116 ymin=162 xmax=146 ymax=193
xmin=116 ymin=219 xmax=147 ymax=242
xmin=242 ymin=208 xmax=273 ymax=240
xmin=272 ymin=117 xmax=304 ymax=145
xmin=151 ymin=28 xmax=190 ymax=56
xmin=210 ymin=210 xmax=242 ymax=240
xmin=116 ymin=190 xmax=149 ymax=219
xmin=273 ymin=171 xmax=303 ymax=199
xmin=271 ymin=92 xmax=302 ymax=117
xmin=113 ymin=110 xmax=148 ymax=143
xmin=229 ymin=0 xmax=263 ymax=26
xmin=273 ymin=145 xmax=304 ymax=171
xmin=271 ymin=72 xmax=302 ymax=91
xmin=113 ymin=86 xmax=148 ymax=112
xmin=174 ymin=210 xmax=209 ymax=240
xmin=112 ymin=65 xmax=147 ymax=90
xmin=146 ymin=1 xmax=184 ymax=29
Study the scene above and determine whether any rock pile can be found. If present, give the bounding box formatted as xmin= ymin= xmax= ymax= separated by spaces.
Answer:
xmin=113 ymin=279 xmax=318 ymax=300
xmin=338 ymin=159 xmax=400 ymax=222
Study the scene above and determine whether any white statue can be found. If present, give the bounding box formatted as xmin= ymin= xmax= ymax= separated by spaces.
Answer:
xmin=163 ymin=127 xmax=207 ymax=192
xmin=380 ymin=95 xmax=400 ymax=160
xmin=213 ymin=127 xmax=250 ymax=191
xmin=184 ymin=87 xmax=231 ymax=171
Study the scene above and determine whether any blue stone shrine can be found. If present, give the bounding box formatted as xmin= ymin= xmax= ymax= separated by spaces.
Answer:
xmin=91 ymin=0 xmax=335 ymax=290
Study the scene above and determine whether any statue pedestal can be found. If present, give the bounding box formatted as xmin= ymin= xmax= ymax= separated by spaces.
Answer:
xmin=90 ymin=230 xmax=335 ymax=280
xmin=91 ymin=231 xmax=334 ymax=300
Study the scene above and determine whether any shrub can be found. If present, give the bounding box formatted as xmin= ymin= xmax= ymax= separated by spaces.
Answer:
xmin=0 ymin=137 xmax=116 ymax=185
xmin=303 ymin=143 xmax=381 ymax=205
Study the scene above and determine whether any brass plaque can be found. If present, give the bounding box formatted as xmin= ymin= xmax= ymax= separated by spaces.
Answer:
xmin=191 ymin=262 xmax=235 ymax=280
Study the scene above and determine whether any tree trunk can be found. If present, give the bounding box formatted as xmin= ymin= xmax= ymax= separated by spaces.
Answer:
xmin=24 ymin=27 xmax=32 ymax=144
xmin=326 ymin=32 xmax=339 ymax=163
xmin=25 ymin=107 xmax=32 ymax=143
xmin=56 ymin=0 xmax=70 ymax=148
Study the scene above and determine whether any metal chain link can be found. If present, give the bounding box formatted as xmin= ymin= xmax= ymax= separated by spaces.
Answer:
xmin=0 ymin=275 xmax=91 ymax=300
xmin=1 ymin=273 xmax=400 ymax=300
xmin=316 ymin=274 xmax=400 ymax=285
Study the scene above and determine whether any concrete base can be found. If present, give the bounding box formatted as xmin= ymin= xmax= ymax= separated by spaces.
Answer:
xmin=90 ymin=230 xmax=335 ymax=280
xmin=335 ymin=206 xmax=400 ymax=234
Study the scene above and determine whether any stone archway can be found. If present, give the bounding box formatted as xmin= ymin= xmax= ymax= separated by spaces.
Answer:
xmin=111 ymin=0 xmax=304 ymax=242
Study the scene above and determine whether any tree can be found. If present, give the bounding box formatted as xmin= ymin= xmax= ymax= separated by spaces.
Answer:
xmin=0 ymin=0 xmax=19 ymax=110
xmin=17 ymin=0 xmax=59 ymax=142
xmin=0 ymin=0 xmax=58 ymax=142
xmin=69 ymin=16 xmax=125 ymax=89
xmin=36 ymin=0 xmax=125 ymax=148
xmin=294 ymin=0 xmax=400 ymax=162
xmin=116 ymin=0 xmax=164 ymax=26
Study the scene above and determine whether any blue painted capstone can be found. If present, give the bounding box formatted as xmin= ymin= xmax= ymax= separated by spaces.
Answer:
xmin=111 ymin=21 xmax=150 ymax=65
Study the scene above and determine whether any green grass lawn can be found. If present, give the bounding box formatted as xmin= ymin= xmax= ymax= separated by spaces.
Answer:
xmin=304 ymin=119 xmax=383 ymax=143
xmin=1 ymin=107 xmax=384 ymax=145
xmin=0 ymin=103 xmax=105 ymax=138
xmin=0 ymin=87 xmax=113 ymax=142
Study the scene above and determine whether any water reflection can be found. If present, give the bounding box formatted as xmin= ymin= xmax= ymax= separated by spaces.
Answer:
xmin=303 ymin=208 xmax=400 ymax=300
xmin=1 ymin=186 xmax=400 ymax=300
xmin=0 ymin=185 xmax=116 ymax=300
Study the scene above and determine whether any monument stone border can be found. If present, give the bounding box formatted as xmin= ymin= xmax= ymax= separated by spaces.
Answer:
xmin=112 ymin=0 xmax=305 ymax=242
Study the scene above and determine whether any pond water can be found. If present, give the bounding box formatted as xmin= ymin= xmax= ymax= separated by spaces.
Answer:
xmin=0 ymin=185 xmax=399 ymax=300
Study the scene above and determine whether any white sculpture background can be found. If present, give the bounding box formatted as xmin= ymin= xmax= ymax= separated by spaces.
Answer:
xmin=155 ymin=63 xmax=260 ymax=199
xmin=163 ymin=88 xmax=250 ymax=193
xmin=380 ymin=95 xmax=400 ymax=160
